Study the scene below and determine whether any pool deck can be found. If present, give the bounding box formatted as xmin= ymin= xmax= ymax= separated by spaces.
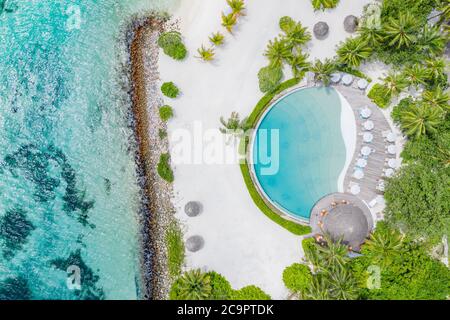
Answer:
xmin=333 ymin=84 xmax=392 ymax=220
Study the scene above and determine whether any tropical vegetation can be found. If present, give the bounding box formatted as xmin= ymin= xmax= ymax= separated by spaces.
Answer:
xmin=258 ymin=16 xmax=311 ymax=92
xmin=170 ymin=269 xmax=270 ymax=300
xmin=219 ymin=112 xmax=250 ymax=135
xmin=336 ymin=37 xmax=372 ymax=68
xmin=311 ymin=0 xmax=340 ymax=11
xmin=209 ymin=32 xmax=225 ymax=46
xmin=161 ymin=81 xmax=180 ymax=98
xmin=157 ymin=31 xmax=187 ymax=60
xmin=257 ymin=65 xmax=283 ymax=93
xmin=284 ymin=223 xmax=450 ymax=300
xmin=157 ymin=153 xmax=174 ymax=183
xmin=159 ymin=105 xmax=173 ymax=122
xmin=310 ymin=59 xmax=336 ymax=85
xmin=165 ymin=221 xmax=184 ymax=278
xmin=196 ymin=45 xmax=215 ymax=61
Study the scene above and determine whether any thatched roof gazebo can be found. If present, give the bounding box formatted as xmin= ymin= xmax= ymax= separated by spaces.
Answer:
xmin=184 ymin=201 xmax=202 ymax=217
xmin=186 ymin=235 xmax=204 ymax=252
xmin=313 ymin=21 xmax=329 ymax=39
xmin=310 ymin=193 xmax=374 ymax=251
xmin=322 ymin=203 xmax=370 ymax=250
xmin=344 ymin=15 xmax=359 ymax=33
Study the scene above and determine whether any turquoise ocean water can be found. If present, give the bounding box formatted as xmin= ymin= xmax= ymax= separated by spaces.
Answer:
xmin=253 ymin=87 xmax=346 ymax=221
xmin=0 ymin=0 xmax=175 ymax=300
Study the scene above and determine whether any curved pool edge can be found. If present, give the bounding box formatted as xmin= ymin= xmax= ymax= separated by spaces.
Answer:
xmin=248 ymin=85 xmax=311 ymax=225
xmin=337 ymin=90 xmax=357 ymax=193
xmin=248 ymin=85 xmax=355 ymax=224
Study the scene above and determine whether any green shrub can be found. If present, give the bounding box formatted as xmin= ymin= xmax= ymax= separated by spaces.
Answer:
xmin=158 ymin=31 xmax=187 ymax=60
xmin=282 ymin=263 xmax=312 ymax=294
xmin=161 ymin=82 xmax=180 ymax=98
xmin=368 ymin=83 xmax=391 ymax=108
xmin=158 ymin=128 xmax=167 ymax=139
xmin=165 ymin=221 xmax=184 ymax=278
xmin=206 ymin=271 xmax=233 ymax=300
xmin=159 ymin=105 xmax=173 ymax=121
xmin=257 ymin=65 xmax=283 ymax=93
xmin=157 ymin=153 xmax=174 ymax=183
xmin=230 ymin=285 xmax=271 ymax=300
xmin=391 ymin=98 xmax=413 ymax=123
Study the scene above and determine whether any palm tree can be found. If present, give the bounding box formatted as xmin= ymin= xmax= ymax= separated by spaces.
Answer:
xmin=221 ymin=12 xmax=237 ymax=34
xmin=209 ymin=32 xmax=225 ymax=47
xmin=226 ymin=0 xmax=246 ymax=18
xmin=279 ymin=17 xmax=311 ymax=51
xmin=364 ymin=227 xmax=403 ymax=267
xmin=289 ymin=53 xmax=311 ymax=78
xmin=219 ymin=112 xmax=250 ymax=135
xmin=400 ymin=103 xmax=444 ymax=138
xmin=418 ymin=25 xmax=446 ymax=57
xmin=325 ymin=267 xmax=359 ymax=300
xmin=337 ymin=37 xmax=372 ymax=68
xmin=382 ymin=71 xmax=408 ymax=97
xmin=311 ymin=59 xmax=336 ymax=86
xmin=422 ymin=87 xmax=450 ymax=111
xmin=403 ymin=64 xmax=428 ymax=89
xmin=264 ymin=37 xmax=292 ymax=68
xmin=311 ymin=0 xmax=340 ymax=11
xmin=314 ymin=234 xmax=349 ymax=271
xmin=176 ymin=269 xmax=212 ymax=300
xmin=358 ymin=26 xmax=384 ymax=47
xmin=304 ymin=276 xmax=331 ymax=300
xmin=383 ymin=12 xmax=418 ymax=49
xmin=196 ymin=45 xmax=215 ymax=61
xmin=429 ymin=0 xmax=450 ymax=25
xmin=425 ymin=58 xmax=447 ymax=83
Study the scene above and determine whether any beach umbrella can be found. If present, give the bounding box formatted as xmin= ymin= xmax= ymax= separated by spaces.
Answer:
xmin=363 ymin=120 xmax=374 ymax=130
xmin=331 ymin=73 xmax=342 ymax=83
xmin=385 ymin=168 xmax=394 ymax=177
xmin=357 ymin=79 xmax=369 ymax=90
xmin=386 ymin=132 xmax=396 ymax=142
xmin=363 ymin=132 xmax=373 ymax=143
xmin=350 ymin=184 xmax=361 ymax=195
xmin=388 ymin=158 xmax=398 ymax=169
xmin=361 ymin=146 xmax=371 ymax=156
xmin=342 ymin=74 xmax=353 ymax=85
xmin=353 ymin=169 xmax=364 ymax=180
xmin=360 ymin=107 xmax=372 ymax=118
xmin=184 ymin=201 xmax=202 ymax=217
xmin=387 ymin=144 xmax=396 ymax=155
xmin=186 ymin=235 xmax=204 ymax=252
xmin=344 ymin=15 xmax=359 ymax=33
xmin=313 ymin=21 xmax=329 ymax=39
xmin=356 ymin=158 xmax=367 ymax=168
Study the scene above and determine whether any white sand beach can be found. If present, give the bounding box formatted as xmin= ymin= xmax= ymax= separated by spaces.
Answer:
xmin=158 ymin=0 xmax=373 ymax=299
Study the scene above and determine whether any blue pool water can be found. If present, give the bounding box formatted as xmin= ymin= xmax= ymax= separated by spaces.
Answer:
xmin=252 ymin=87 xmax=346 ymax=221
xmin=0 ymin=0 xmax=175 ymax=299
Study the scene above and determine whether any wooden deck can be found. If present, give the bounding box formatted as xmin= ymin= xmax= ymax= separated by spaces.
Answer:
xmin=334 ymin=84 xmax=392 ymax=208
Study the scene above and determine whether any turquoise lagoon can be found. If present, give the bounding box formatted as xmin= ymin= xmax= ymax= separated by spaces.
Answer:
xmin=252 ymin=87 xmax=346 ymax=221
xmin=0 ymin=0 xmax=175 ymax=299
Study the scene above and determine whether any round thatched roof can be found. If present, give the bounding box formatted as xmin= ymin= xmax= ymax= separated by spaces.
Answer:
xmin=322 ymin=204 xmax=369 ymax=249
xmin=184 ymin=201 xmax=202 ymax=217
xmin=313 ymin=21 xmax=329 ymax=39
xmin=186 ymin=235 xmax=204 ymax=252
xmin=344 ymin=15 xmax=359 ymax=33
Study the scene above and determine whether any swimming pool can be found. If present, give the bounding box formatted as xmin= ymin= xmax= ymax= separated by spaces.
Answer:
xmin=252 ymin=87 xmax=350 ymax=221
